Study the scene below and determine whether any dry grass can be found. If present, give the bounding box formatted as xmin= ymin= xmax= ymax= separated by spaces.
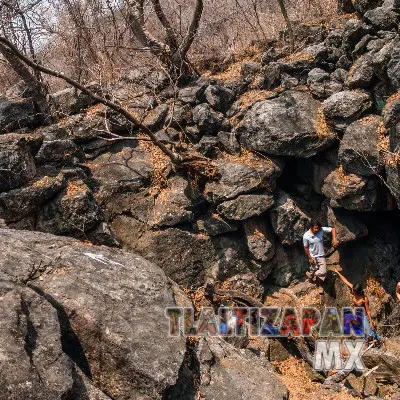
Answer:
xmin=280 ymin=51 xmax=314 ymax=63
xmin=272 ymin=357 xmax=355 ymax=400
xmin=315 ymin=109 xmax=334 ymax=137
xmin=138 ymin=138 xmax=171 ymax=190
xmin=220 ymin=148 xmax=273 ymax=169
xmin=384 ymin=90 xmax=400 ymax=110
xmin=238 ymin=89 xmax=277 ymax=109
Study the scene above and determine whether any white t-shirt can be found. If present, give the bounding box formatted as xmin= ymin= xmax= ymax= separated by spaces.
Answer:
xmin=303 ymin=227 xmax=332 ymax=258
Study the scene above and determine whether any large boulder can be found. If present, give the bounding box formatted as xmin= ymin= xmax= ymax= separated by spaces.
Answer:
xmin=321 ymin=167 xmax=380 ymax=211
xmin=217 ymin=193 xmax=274 ymax=220
xmin=166 ymin=336 xmax=288 ymax=400
xmin=270 ymin=190 xmax=311 ymax=246
xmin=338 ymin=115 xmax=385 ymax=176
xmin=0 ymin=98 xmax=38 ymax=133
xmin=0 ymin=228 xmax=186 ymax=400
xmin=204 ymin=156 xmax=282 ymax=204
xmin=0 ymin=134 xmax=38 ymax=192
xmin=322 ymin=90 xmax=372 ymax=131
xmin=238 ymin=91 xmax=336 ymax=157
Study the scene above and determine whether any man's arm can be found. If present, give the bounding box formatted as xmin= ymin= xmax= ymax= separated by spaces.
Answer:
xmin=304 ymin=246 xmax=315 ymax=264
xmin=322 ymin=226 xmax=339 ymax=247
xmin=396 ymin=282 xmax=400 ymax=301
xmin=365 ymin=296 xmax=375 ymax=331
xmin=303 ymin=235 xmax=315 ymax=264
xmin=331 ymin=227 xmax=339 ymax=247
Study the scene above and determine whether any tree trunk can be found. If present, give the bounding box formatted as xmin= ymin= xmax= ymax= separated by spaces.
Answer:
xmin=0 ymin=43 xmax=52 ymax=123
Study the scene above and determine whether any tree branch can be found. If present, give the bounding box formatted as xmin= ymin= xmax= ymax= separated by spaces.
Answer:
xmin=0 ymin=36 xmax=182 ymax=163
xmin=151 ymin=0 xmax=178 ymax=49
xmin=179 ymin=0 xmax=203 ymax=57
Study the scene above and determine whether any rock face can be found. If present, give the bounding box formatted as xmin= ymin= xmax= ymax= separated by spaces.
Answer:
xmin=0 ymin=228 xmax=186 ymax=400
xmin=238 ymin=91 xmax=336 ymax=157
xmin=166 ymin=337 xmax=289 ymax=400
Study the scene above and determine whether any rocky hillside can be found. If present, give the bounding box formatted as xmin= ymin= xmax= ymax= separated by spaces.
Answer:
xmin=0 ymin=0 xmax=400 ymax=398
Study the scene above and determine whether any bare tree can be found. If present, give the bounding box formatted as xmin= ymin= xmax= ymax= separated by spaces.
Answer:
xmin=0 ymin=0 xmax=52 ymax=121
xmin=124 ymin=0 xmax=203 ymax=79
xmin=277 ymin=0 xmax=294 ymax=53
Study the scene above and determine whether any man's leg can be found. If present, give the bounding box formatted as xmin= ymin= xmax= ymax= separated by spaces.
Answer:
xmin=315 ymin=257 xmax=327 ymax=294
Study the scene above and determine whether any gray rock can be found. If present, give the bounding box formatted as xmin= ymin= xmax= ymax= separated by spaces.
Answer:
xmin=217 ymin=193 xmax=274 ymax=220
xmin=0 ymin=287 xmax=75 ymax=400
xmin=241 ymin=61 xmax=262 ymax=78
xmin=35 ymin=139 xmax=83 ymax=165
xmin=386 ymin=157 xmax=400 ymax=208
xmin=325 ymin=203 xmax=368 ymax=242
xmin=194 ymin=211 xmax=238 ymax=236
xmin=341 ymin=19 xmax=370 ymax=54
xmin=204 ymin=85 xmax=235 ymax=113
xmin=0 ymin=134 xmax=37 ymax=192
xmin=339 ymin=115 xmax=384 ymax=176
xmin=322 ymin=90 xmax=372 ymax=131
xmin=150 ymin=176 xmax=199 ymax=227
xmin=87 ymin=142 xmax=154 ymax=194
xmin=336 ymin=55 xmax=352 ymax=70
xmin=364 ymin=7 xmax=399 ymax=31
xmin=165 ymin=102 xmax=192 ymax=128
xmin=178 ymin=85 xmax=205 ymax=105
xmin=270 ymin=190 xmax=311 ymax=246
xmin=382 ymin=0 xmax=400 ymax=9
xmin=243 ymin=216 xmax=275 ymax=262
xmin=0 ymin=228 xmax=186 ymax=399
xmin=166 ymin=336 xmax=288 ymax=400
xmin=262 ymin=62 xmax=281 ymax=89
xmin=238 ymin=91 xmax=336 ymax=157
xmin=383 ymin=93 xmax=400 ymax=128
xmin=352 ymin=0 xmax=383 ymax=13
xmin=196 ymin=135 xmax=220 ymax=157
xmin=345 ymin=53 xmax=375 ymax=88
xmin=321 ymin=167 xmax=380 ymax=211
xmin=0 ymin=174 xmax=66 ymax=223
xmin=307 ymin=68 xmax=343 ymax=98
xmin=192 ymin=103 xmax=223 ymax=134
xmin=269 ymin=244 xmax=310 ymax=286
xmin=387 ymin=37 xmax=400 ymax=89
xmin=217 ymin=131 xmax=240 ymax=154
xmin=143 ymin=103 xmax=169 ymax=130
xmin=37 ymin=179 xmax=101 ymax=235
xmin=204 ymin=157 xmax=282 ymax=204
xmin=298 ymin=158 xmax=336 ymax=194
xmin=0 ymin=98 xmax=38 ymax=133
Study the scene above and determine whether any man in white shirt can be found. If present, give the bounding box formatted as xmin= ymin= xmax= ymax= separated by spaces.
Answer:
xmin=303 ymin=220 xmax=338 ymax=294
